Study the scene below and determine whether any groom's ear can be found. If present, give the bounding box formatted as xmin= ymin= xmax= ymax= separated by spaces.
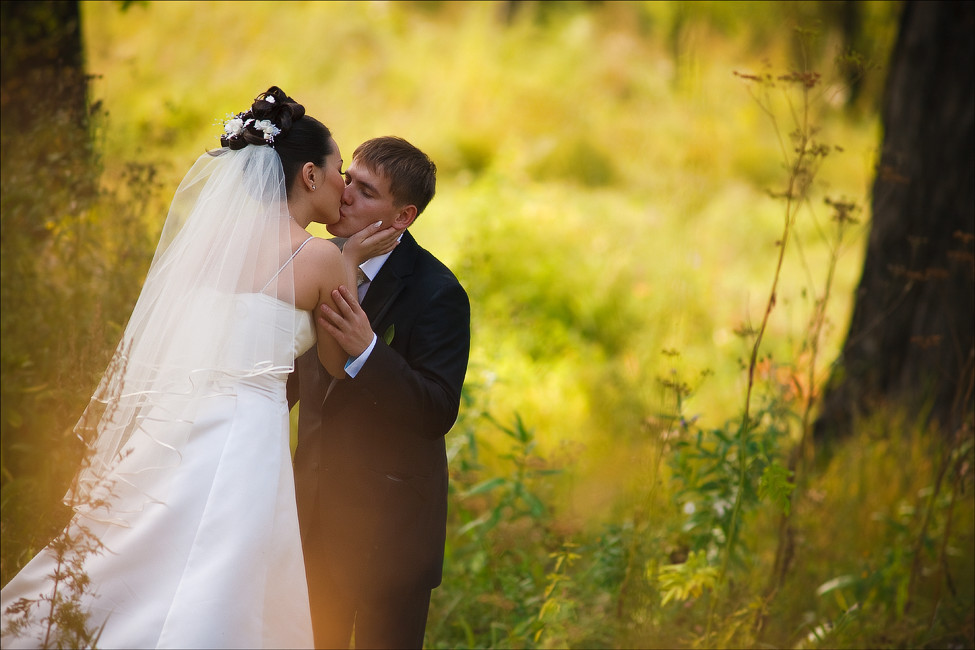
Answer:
xmin=391 ymin=204 xmax=417 ymax=230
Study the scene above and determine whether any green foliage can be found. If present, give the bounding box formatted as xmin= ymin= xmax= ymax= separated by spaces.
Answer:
xmin=662 ymin=376 xmax=795 ymax=568
xmin=758 ymin=460 xmax=795 ymax=516
xmin=432 ymin=391 xmax=628 ymax=649
xmin=527 ymin=136 xmax=617 ymax=187
xmin=1 ymin=14 xmax=162 ymax=585
xmin=76 ymin=0 xmax=893 ymax=446
xmin=766 ymin=414 xmax=975 ymax=650
xmin=535 ymin=542 xmax=582 ymax=648
xmin=431 ymin=401 xmax=556 ymax=647
xmin=2 ymin=511 xmax=109 ymax=649
xmin=657 ymin=550 xmax=719 ymax=607
xmin=2 ymin=525 xmax=104 ymax=648
xmin=3 ymin=350 xmax=133 ymax=647
xmin=5 ymin=3 xmax=972 ymax=649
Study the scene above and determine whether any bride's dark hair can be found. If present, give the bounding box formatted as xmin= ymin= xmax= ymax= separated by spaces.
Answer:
xmin=220 ymin=86 xmax=333 ymax=193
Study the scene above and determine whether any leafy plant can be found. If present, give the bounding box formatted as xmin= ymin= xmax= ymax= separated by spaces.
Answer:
xmin=2 ymin=347 xmax=132 ymax=649
xmin=657 ymin=550 xmax=719 ymax=606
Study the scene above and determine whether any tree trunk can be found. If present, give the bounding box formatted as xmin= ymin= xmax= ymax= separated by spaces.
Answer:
xmin=0 ymin=0 xmax=97 ymax=584
xmin=1 ymin=0 xmax=88 ymax=126
xmin=815 ymin=0 xmax=975 ymax=439
xmin=0 ymin=0 xmax=94 ymax=233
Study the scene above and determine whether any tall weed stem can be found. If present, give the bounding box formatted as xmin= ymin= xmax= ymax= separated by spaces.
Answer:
xmin=708 ymin=59 xmax=831 ymax=644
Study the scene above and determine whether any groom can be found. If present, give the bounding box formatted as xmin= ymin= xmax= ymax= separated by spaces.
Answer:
xmin=289 ymin=136 xmax=471 ymax=649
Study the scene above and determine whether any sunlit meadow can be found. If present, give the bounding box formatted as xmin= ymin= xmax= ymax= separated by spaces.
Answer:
xmin=82 ymin=0 xmax=885 ymax=506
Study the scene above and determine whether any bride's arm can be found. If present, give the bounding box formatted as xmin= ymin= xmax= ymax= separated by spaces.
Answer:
xmin=310 ymin=223 xmax=398 ymax=378
xmin=307 ymin=244 xmax=350 ymax=379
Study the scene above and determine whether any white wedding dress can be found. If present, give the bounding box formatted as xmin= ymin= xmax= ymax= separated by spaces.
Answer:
xmin=0 ymin=294 xmax=317 ymax=649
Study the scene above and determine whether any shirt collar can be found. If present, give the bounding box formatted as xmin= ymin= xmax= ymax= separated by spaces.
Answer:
xmin=358 ymin=232 xmax=404 ymax=281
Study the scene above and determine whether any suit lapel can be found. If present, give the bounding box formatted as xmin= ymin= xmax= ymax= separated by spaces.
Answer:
xmin=361 ymin=230 xmax=419 ymax=329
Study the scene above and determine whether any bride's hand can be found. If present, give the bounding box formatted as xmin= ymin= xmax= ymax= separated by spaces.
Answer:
xmin=343 ymin=221 xmax=399 ymax=265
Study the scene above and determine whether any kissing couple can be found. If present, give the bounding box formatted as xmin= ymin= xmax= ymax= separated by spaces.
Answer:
xmin=1 ymin=85 xmax=471 ymax=650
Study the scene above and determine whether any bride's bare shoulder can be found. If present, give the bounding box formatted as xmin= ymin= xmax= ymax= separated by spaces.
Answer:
xmin=291 ymin=236 xmax=344 ymax=308
xmin=295 ymin=235 xmax=341 ymax=261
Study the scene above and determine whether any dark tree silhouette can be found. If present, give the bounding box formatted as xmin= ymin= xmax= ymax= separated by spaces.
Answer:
xmin=0 ymin=0 xmax=100 ymax=585
xmin=816 ymin=0 xmax=975 ymax=439
xmin=0 ymin=0 xmax=94 ymax=239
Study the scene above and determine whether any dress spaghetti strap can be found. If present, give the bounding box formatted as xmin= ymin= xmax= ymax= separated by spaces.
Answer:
xmin=261 ymin=235 xmax=315 ymax=293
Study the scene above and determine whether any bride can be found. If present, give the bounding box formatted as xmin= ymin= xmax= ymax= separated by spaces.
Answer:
xmin=0 ymin=86 xmax=397 ymax=648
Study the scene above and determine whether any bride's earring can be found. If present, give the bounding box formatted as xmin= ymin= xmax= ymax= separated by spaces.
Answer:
xmin=312 ymin=184 xmax=316 ymax=190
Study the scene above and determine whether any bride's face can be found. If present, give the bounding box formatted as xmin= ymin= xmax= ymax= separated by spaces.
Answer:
xmin=312 ymin=137 xmax=347 ymax=225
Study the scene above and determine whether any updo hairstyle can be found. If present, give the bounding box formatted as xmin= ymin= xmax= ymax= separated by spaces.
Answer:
xmin=221 ymin=86 xmax=334 ymax=194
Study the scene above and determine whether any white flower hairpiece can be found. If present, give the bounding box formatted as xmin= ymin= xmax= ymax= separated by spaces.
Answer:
xmin=219 ymin=110 xmax=282 ymax=145
xmin=254 ymin=119 xmax=282 ymax=142
xmin=223 ymin=115 xmax=245 ymax=138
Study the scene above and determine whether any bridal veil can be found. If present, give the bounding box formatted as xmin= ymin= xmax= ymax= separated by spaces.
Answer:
xmin=70 ymin=144 xmax=297 ymax=521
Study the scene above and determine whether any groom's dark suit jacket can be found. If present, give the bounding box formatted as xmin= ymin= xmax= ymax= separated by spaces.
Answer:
xmin=289 ymin=230 xmax=470 ymax=593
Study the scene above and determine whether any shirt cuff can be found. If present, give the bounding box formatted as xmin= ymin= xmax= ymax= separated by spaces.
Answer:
xmin=344 ymin=333 xmax=377 ymax=378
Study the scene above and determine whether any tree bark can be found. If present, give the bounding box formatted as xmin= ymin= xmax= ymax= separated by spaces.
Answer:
xmin=815 ymin=0 xmax=975 ymax=439
xmin=1 ymin=0 xmax=88 ymax=127
xmin=0 ymin=0 xmax=94 ymax=233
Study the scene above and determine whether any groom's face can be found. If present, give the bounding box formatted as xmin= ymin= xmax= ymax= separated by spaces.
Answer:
xmin=328 ymin=159 xmax=404 ymax=239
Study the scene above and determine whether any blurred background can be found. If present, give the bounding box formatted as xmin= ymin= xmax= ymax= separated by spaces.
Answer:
xmin=2 ymin=1 xmax=972 ymax=648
